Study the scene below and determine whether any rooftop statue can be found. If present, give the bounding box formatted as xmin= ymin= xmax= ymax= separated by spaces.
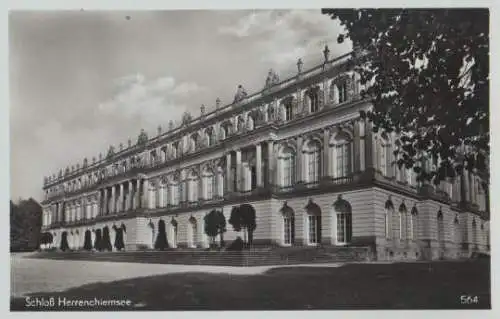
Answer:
xmin=168 ymin=120 xmax=175 ymax=131
xmin=233 ymin=85 xmax=247 ymax=103
xmin=297 ymin=58 xmax=303 ymax=74
xmin=200 ymin=104 xmax=206 ymax=116
xmin=157 ymin=125 xmax=162 ymax=135
xmin=264 ymin=69 xmax=280 ymax=89
xmin=119 ymin=142 xmax=123 ymax=151
xmin=83 ymin=158 xmax=88 ymax=167
xmin=107 ymin=145 xmax=115 ymax=158
xmin=182 ymin=111 xmax=192 ymax=126
xmin=215 ymin=97 xmax=221 ymax=109
xmin=323 ymin=44 xmax=330 ymax=63
xmin=137 ymin=128 xmax=148 ymax=145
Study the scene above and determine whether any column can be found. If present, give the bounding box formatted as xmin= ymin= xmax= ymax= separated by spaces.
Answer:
xmin=323 ymin=128 xmax=330 ymax=177
xmin=135 ymin=180 xmax=141 ymax=209
xmin=159 ymin=182 xmax=164 ymax=207
xmin=226 ymin=152 xmax=232 ymax=193
xmin=256 ymin=143 xmax=263 ymax=187
xmin=127 ymin=180 xmax=133 ymax=210
xmin=267 ymin=141 xmax=275 ymax=185
xmin=103 ymin=188 xmax=108 ymax=215
xmin=111 ymin=185 xmax=116 ymax=213
xmin=142 ymin=179 xmax=149 ymax=209
xmin=236 ymin=149 xmax=242 ymax=191
xmin=296 ymin=136 xmax=303 ymax=182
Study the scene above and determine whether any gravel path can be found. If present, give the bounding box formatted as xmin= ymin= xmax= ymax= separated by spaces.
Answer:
xmin=11 ymin=253 xmax=343 ymax=297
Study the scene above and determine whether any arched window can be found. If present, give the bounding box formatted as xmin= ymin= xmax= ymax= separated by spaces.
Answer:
xmin=188 ymin=216 xmax=197 ymax=248
xmin=334 ymin=195 xmax=352 ymax=245
xmin=282 ymin=96 xmax=294 ymax=121
xmin=453 ymin=215 xmax=460 ymax=244
xmin=330 ymin=131 xmax=353 ymax=178
xmin=216 ymin=165 xmax=224 ymax=197
xmin=398 ymin=202 xmax=407 ymax=240
xmin=472 ymin=218 xmax=477 ymax=246
xmin=408 ymin=205 xmax=418 ymax=240
xmin=279 ymin=145 xmax=296 ymax=187
xmin=206 ymin=127 xmax=215 ymax=146
xmin=437 ymin=209 xmax=444 ymax=245
xmin=190 ymin=134 xmax=198 ymax=152
xmin=247 ymin=115 xmax=255 ymax=131
xmin=378 ymin=134 xmax=391 ymax=176
xmin=170 ymin=218 xmax=178 ymax=248
xmin=305 ymin=199 xmax=321 ymax=245
xmin=171 ymin=175 xmax=180 ymax=206
xmin=306 ymin=86 xmax=320 ymax=113
xmin=188 ymin=170 xmax=199 ymax=202
xmin=280 ymin=202 xmax=295 ymax=246
xmin=202 ymin=166 xmax=215 ymax=200
xmin=384 ymin=199 xmax=393 ymax=239
xmin=304 ymin=140 xmax=321 ymax=184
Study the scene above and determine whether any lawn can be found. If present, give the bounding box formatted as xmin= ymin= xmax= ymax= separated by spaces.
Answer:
xmin=11 ymin=260 xmax=490 ymax=311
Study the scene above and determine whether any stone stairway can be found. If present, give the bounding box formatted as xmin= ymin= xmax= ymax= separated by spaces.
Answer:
xmin=32 ymin=246 xmax=373 ymax=266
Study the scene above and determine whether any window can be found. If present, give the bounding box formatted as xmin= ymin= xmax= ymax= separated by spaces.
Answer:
xmin=336 ymin=211 xmax=352 ymax=244
xmin=205 ymin=175 xmax=214 ymax=199
xmin=338 ymin=82 xmax=348 ymax=103
xmin=408 ymin=211 xmax=414 ymax=240
xmin=189 ymin=219 xmax=198 ymax=248
xmin=384 ymin=208 xmax=392 ymax=239
xmin=379 ymin=136 xmax=390 ymax=176
xmin=307 ymin=88 xmax=320 ymax=113
xmin=281 ymin=151 xmax=296 ymax=187
xmin=308 ymin=215 xmax=320 ymax=244
xmin=331 ymin=133 xmax=352 ymax=178
xmin=398 ymin=211 xmax=403 ymax=239
xmin=173 ymin=184 xmax=180 ymax=205
xmin=306 ymin=141 xmax=321 ymax=183
xmin=190 ymin=179 xmax=198 ymax=202
xmin=283 ymin=215 xmax=295 ymax=245
xmin=285 ymin=103 xmax=293 ymax=121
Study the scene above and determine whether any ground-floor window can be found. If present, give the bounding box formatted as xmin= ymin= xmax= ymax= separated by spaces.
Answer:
xmin=336 ymin=212 xmax=352 ymax=244
xmin=308 ymin=215 xmax=321 ymax=244
xmin=283 ymin=216 xmax=295 ymax=245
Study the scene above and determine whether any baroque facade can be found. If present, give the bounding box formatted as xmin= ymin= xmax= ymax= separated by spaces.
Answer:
xmin=40 ymin=49 xmax=490 ymax=261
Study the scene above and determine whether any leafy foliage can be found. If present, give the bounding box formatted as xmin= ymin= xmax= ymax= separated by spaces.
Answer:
xmin=154 ymin=219 xmax=169 ymax=250
xmin=322 ymin=9 xmax=489 ymax=184
xmin=204 ymin=209 xmax=227 ymax=248
xmin=228 ymin=204 xmax=257 ymax=246
xmin=60 ymin=231 xmax=69 ymax=251
xmin=113 ymin=225 xmax=125 ymax=251
xmin=84 ymin=230 xmax=93 ymax=250
xmin=10 ymin=198 xmax=42 ymax=252
xmin=94 ymin=229 xmax=102 ymax=251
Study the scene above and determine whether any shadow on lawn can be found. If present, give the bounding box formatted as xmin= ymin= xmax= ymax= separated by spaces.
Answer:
xmin=11 ymin=260 xmax=490 ymax=311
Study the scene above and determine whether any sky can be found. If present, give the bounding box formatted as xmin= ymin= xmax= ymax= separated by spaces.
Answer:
xmin=9 ymin=9 xmax=351 ymax=202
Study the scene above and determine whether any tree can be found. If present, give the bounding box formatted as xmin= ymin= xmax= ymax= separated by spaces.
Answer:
xmin=322 ymin=9 xmax=489 ymax=186
xmin=102 ymin=227 xmax=112 ymax=251
xmin=10 ymin=198 xmax=43 ymax=252
xmin=60 ymin=231 xmax=69 ymax=251
xmin=113 ymin=225 xmax=125 ymax=251
xmin=229 ymin=204 xmax=257 ymax=247
xmin=240 ymin=204 xmax=257 ymax=246
xmin=204 ymin=209 xmax=227 ymax=248
xmin=154 ymin=220 xmax=169 ymax=250
xmin=94 ymin=229 xmax=102 ymax=251
xmin=83 ymin=230 xmax=92 ymax=250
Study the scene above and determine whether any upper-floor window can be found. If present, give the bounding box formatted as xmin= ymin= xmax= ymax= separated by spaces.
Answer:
xmin=304 ymin=140 xmax=321 ymax=183
xmin=206 ymin=127 xmax=215 ymax=146
xmin=279 ymin=146 xmax=296 ymax=187
xmin=306 ymin=87 xmax=320 ymax=113
xmin=330 ymin=132 xmax=352 ymax=178
xmin=282 ymin=97 xmax=294 ymax=121
xmin=338 ymin=82 xmax=348 ymax=104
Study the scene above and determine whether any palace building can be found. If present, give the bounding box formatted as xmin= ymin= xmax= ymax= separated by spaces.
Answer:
xmin=40 ymin=48 xmax=490 ymax=261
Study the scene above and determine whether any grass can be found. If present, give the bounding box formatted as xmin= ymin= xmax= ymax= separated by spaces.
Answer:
xmin=11 ymin=260 xmax=490 ymax=311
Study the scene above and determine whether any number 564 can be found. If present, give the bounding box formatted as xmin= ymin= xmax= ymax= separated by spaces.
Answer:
xmin=460 ymin=295 xmax=479 ymax=304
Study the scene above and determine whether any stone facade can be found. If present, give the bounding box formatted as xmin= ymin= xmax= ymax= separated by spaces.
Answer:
xmin=40 ymin=51 xmax=490 ymax=261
